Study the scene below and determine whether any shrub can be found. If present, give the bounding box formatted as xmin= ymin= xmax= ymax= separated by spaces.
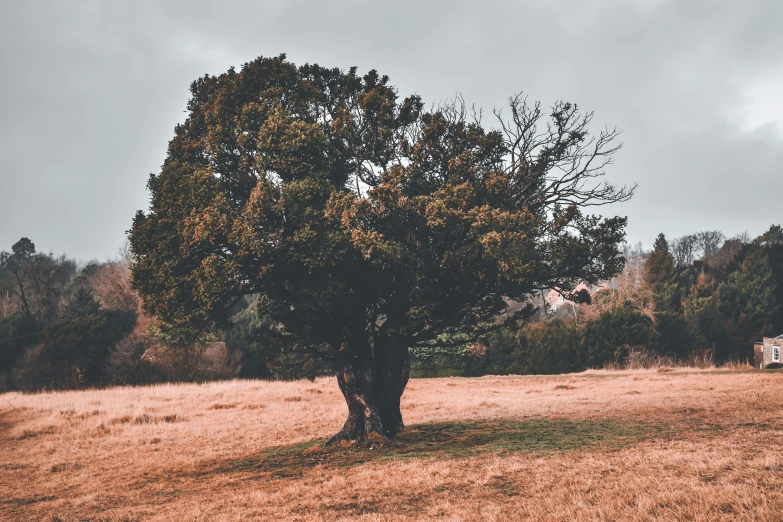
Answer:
xmin=104 ymin=336 xmax=163 ymax=386
xmin=0 ymin=313 xmax=42 ymax=377
xmin=515 ymin=319 xmax=585 ymax=375
xmin=582 ymin=307 xmax=655 ymax=367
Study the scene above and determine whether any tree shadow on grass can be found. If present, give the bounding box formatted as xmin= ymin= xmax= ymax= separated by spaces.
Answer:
xmin=219 ymin=418 xmax=661 ymax=478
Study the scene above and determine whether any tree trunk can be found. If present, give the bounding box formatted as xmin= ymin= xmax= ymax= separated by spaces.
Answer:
xmin=372 ymin=337 xmax=410 ymax=438
xmin=325 ymin=337 xmax=410 ymax=446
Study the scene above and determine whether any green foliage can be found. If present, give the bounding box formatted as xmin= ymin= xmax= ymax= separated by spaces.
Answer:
xmin=756 ymin=224 xmax=783 ymax=246
xmin=643 ymin=233 xmax=679 ymax=313
xmin=754 ymin=225 xmax=783 ymax=332
xmin=683 ymin=291 xmax=729 ymax=357
xmin=653 ymin=313 xmax=698 ymax=358
xmin=582 ymin=307 xmax=655 ymax=366
xmin=716 ymin=244 xmax=779 ymax=359
xmin=640 ymin=233 xmax=700 ymax=358
xmin=130 ymin=54 xmax=631 ymax=371
xmin=225 ymin=296 xmax=276 ymax=378
xmin=40 ymin=289 xmax=137 ymax=387
xmin=515 ymin=320 xmax=585 ymax=375
xmin=411 ymin=344 xmax=470 ymax=378
xmin=465 ymin=320 xmax=586 ymax=376
xmin=730 ymin=244 xmax=779 ymax=333
xmin=471 ymin=328 xmax=519 ymax=376
xmin=225 ymin=295 xmax=336 ymax=380
xmin=0 ymin=313 xmax=42 ymax=374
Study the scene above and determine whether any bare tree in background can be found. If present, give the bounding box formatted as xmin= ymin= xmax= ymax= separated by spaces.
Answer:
xmin=671 ymin=231 xmax=726 ymax=268
xmin=89 ymin=262 xmax=139 ymax=315
xmin=581 ymin=242 xmax=656 ymax=324
xmin=731 ymin=231 xmax=751 ymax=244
xmin=671 ymin=234 xmax=699 ymax=268
xmin=696 ymin=231 xmax=725 ymax=260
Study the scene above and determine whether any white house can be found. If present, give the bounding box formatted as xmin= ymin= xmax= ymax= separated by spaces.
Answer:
xmin=754 ymin=335 xmax=783 ymax=369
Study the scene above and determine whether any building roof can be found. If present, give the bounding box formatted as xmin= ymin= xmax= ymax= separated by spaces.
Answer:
xmin=776 ymin=334 xmax=783 ymax=339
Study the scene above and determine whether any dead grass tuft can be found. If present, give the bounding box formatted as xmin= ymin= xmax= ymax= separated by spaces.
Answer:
xmin=17 ymin=426 xmax=58 ymax=440
xmin=132 ymin=414 xmax=155 ymax=425
xmin=284 ymin=396 xmax=304 ymax=402
xmin=130 ymin=413 xmax=181 ymax=425
xmin=209 ymin=402 xmax=238 ymax=410
xmin=554 ymin=384 xmax=577 ymax=390
xmin=50 ymin=462 xmax=84 ymax=473
xmin=0 ymin=463 xmax=27 ymax=471
xmin=722 ymin=361 xmax=755 ymax=370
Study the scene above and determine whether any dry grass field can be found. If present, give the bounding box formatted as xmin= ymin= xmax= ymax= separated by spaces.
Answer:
xmin=2 ymin=369 xmax=782 ymax=521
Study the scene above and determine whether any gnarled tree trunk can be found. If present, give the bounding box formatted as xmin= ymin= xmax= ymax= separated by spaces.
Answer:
xmin=325 ymin=336 xmax=410 ymax=446
xmin=372 ymin=337 xmax=410 ymax=438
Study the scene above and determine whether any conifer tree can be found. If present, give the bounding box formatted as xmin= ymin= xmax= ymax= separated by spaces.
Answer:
xmin=642 ymin=233 xmax=695 ymax=357
xmin=726 ymin=245 xmax=779 ymax=336
xmin=756 ymin=224 xmax=783 ymax=332
xmin=642 ymin=233 xmax=679 ymax=313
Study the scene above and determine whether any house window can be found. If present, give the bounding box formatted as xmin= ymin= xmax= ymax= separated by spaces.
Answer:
xmin=774 ymin=346 xmax=781 ymax=362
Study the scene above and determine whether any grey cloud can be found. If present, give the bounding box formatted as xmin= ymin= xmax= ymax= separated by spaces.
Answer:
xmin=1 ymin=0 xmax=781 ymax=260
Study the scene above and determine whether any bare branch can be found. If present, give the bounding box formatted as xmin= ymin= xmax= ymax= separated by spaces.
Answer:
xmin=495 ymin=94 xmax=633 ymax=211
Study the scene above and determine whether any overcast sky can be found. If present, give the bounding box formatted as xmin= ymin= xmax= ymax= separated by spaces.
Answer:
xmin=1 ymin=0 xmax=781 ymax=261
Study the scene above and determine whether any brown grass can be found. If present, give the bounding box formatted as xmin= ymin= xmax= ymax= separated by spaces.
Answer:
xmin=1 ymin=369 xmax=782 ymax=520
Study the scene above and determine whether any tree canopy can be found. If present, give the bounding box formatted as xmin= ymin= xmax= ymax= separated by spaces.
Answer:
xmin=130 ymin=54 xmax=633 ymax=443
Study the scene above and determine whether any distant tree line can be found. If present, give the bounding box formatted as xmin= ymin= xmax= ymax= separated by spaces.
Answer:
xmin=1 ymin=224 xmax=779 ymax=390
xmin=0 ymin=239 xmax=136 ymax=390
xmin=0 ymin=237 xmax=339 ymax=391
xmin=450 ymin=225 xmax=782 ymax=376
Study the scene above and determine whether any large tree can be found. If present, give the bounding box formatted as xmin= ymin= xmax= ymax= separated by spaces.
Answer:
xmin=130 ymin=55 xmax=633 ymax=444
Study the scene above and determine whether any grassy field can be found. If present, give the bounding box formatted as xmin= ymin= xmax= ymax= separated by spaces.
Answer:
xmin=1 ymin=369 xmax=782 ymax=521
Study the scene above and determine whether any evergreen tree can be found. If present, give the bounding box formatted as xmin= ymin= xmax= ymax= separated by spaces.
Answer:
xmin=756 ymin=224 xmax=783 ymax=332
xmin=681 ymin=271 xmax=730 ymax=359
xmin=0 ymin=313 xmax=42 ymax=376
xmin=581 ymin=306 xmax=655 ymax=366
xmin=733 ymin=245 xmax=778 ymax=332
xmin=717 ymin=244 xmax=778 ymax=360
xmin=643 ymin=233 xmax=680 ymax=313
xmin=41 ymin=289 xmax=137 ymax=387
xmin=514 ymin=320 xmax=585 ymax=375
xmin=642 ymin=233 xmax=694 ymax=357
